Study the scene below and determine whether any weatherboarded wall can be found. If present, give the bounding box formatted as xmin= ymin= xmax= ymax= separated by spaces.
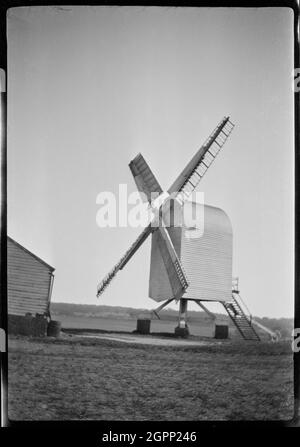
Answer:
xmin=182 ymin=203 xmax=233 ymax=302
xmin=7 ymin=237 xmax=55 ymax=318
xmin=149 ymin=202 xmax=232 ymax=303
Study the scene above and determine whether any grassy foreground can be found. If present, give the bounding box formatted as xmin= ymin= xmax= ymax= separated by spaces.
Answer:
xmin=8 ymin=335 xmax=294 ymax=421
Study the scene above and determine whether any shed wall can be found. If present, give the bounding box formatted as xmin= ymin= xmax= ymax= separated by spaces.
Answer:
xmin=7 ymin=238 xmax=54 ymax=316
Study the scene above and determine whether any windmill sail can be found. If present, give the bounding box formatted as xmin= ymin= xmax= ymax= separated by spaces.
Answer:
xmin=96 ymin=220 xmax=189 ymax=299
xmin=129 ymin=153 xmax=163 ymax=203
xmin=155 ymin=226 xmax=189 ymax=299
xmin=97 ymin=152 xmax=190 ymax=299
xmin=96 ymin=224 xmax=153 ymax=297
xmin=168 ymin=117 xmax=234 ymax=202
xmin=129 ymin=154 xmax=189 ymax=298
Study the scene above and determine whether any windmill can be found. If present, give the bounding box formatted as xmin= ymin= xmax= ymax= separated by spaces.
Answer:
xmin=97 ymin=116 xmax=261 ymax=340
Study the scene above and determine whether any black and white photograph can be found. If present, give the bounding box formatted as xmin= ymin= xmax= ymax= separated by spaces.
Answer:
xmin=0 ymin=3 xmax=298 ymax=426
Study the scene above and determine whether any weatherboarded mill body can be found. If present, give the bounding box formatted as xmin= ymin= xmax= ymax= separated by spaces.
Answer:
xmin=149 ymin=202 xmax=233 ymax=303
xmin=7 ymin=237 xmax=55 ymax=336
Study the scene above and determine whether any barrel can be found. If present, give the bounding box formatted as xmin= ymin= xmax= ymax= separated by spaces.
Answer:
xmin=136 ymin=319 xmax=151 ymax=335
xmin=47 ymin=320 xmax=61 ymax=337
xmin=33 ymin=314 xmax=48 ymax=337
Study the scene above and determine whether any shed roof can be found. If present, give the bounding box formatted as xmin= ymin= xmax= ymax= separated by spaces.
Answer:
xmin=7 ymin=236 xmax=55 ymax=272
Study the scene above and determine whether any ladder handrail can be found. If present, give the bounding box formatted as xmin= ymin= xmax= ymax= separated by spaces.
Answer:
xmin=251 ymin=319 xmax=279 ymax=340
xmin=234 ymin=293 xmax=253 ymax=320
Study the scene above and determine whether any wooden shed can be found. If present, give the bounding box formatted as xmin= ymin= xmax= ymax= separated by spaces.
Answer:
xmin=7 ymin=236 xmax=55 ymax=335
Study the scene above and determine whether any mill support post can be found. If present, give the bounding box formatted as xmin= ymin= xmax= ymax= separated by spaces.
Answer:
xmin=175 ymin=298 xmax=189 ymax=337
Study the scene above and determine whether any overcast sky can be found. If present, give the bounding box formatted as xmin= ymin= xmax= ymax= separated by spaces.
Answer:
xmin=7 ymin=6 xmax=294 ymax=318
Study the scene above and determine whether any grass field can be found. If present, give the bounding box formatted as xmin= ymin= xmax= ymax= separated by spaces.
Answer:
xmin=53 ymin=314 xmax=221 ymax=338
xmin=8 ymin=334 xmax=294 ymax=421
xmin=52 ymin=313 xmax=272 ymax=340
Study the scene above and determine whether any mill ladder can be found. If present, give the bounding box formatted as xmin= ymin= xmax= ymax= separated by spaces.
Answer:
xmin=223 ymin=293 xmax=260 ymax=341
